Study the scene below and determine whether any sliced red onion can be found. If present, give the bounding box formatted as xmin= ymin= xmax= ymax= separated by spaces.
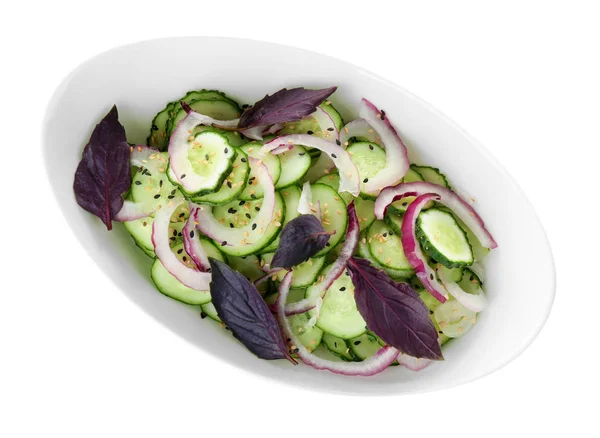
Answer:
xmin=401 ymin=193 xmax=448 ymax=303
xmin=375 ymin=181 xmax=498 ymax=249
xmin=437 ymin=266 xmax=487 ymax=312
xmin=113 ymin=200 xmax=154 ymax=222
xmin=193 ymin=158 xmax=275 ymax=246
xmin=182 ymin=208 xmax=209 ymax=271
xmin=263 ymin=135 xmax=360 ymax=197
xmin=359 ymin=99 xmax=410 ymax=195
xmin=151 ymin=199 xmax=212 ymax=290
xmin=265 ymin=123 xmax=284 ymax=135
xmin=339 ymin=119 xmax=379 ymax=147
xmin=303 ymin=107 xmax=339 ymax=181
xmin=277 ymin=272 xmax=398 ymax=376
xmin=284 ymin=202 xmax=360 ymax=316
xmin=168 ymin=106 xmax=239 ymax=190
xmin=241 ymin=125 xmax=265 ymax=141
xmin=397 ymin=353 xmax=432 ymax=371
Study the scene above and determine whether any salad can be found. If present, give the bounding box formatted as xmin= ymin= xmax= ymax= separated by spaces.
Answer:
xmin=73 ymin=86 xmax=497 ymax=376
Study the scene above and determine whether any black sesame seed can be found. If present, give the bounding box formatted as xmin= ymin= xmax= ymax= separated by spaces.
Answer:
xmin=179 ymin=212 xmax=185 ymax=218
xmin=470 ymin=275 xmax=475 ymax=281
xmin=153 ymin=194 xmax=160 ymax=199
xmin=228 ymin=208 xmax=237 ymax=214
xmin=402 ymin=202 xmax=408 ymax=207
xmin=250 ymin=194 xmax=256 ymax=199
xmin=363 ymin=178 xmax=369 ymax=183
xmin=159 ymin=180 xmax=163 ymax=187
xmin=335 ymin=139 xmax=341 ymax=145
xmin=168 ymin=195 xmax=175 ymax=199
xmin=190 ymin=230 xmax=195 ymax=238
xmin=224 ymin=147 xmax=229 ymax=154
xmin=381 ymin=109 xmax=386 ymax=116
xmin=430 ymin=274 xmax=434 ymax=280
xmin=353 ymin=340 xmax=361 ymax=346
xmin=248 ymin=177 xmax=256 ymax=182
xmin=438 ymin=330 xmax=444 ymax=334
xmin=334 ymin=342 xmax=338 ymax=348
xmin=299 ymin=152 xmax=306 ymax=156
xmin=327 ymin=127 xmax=334 ymax=132
xmin=332 ymin=153 xmax=337 ymax=158
xmin=182 ymin=256 xmax=187 ymax=262
xmin=430 ymin=310 xmax=434 ymax=315
xmin=291 ymin=348 xmax=299 ymax=354
xmin=255 ymin=206 xmax=260 ymax=212
xmin=245 ymin=213 xmax=251 ymax=219
xmin=135 ymin=181 xmax=142 ymax=185
xmin=177 ymin=248 xmax=183 ymax=254
xmin=383 ymin=233 xmax=387 ymax=237
xmin=171 ymin=189 xmax=176 ymax=195
xmin=389 ymin=231 xmax=394 ymax=235
xmin=180 ymin=174 xmax=186 ymax=179
xmin=221 ymin=241 xmax=228 ymax=246
xmin=170 ymin=237 xmax=176 ymax=242
xmin=230 ymin=223 xmax=234 ymax=228
xmin=307 ymin=130 xmax=314 ymax=135
xmin=200 ymin=312 xmax=207 ymax=319
xmin=252 ymin=223 xmax=257 ymax=230
xmin=345 ymin=271 xmax=350 ymax=276
xmin=151 ymin=124 xmax=158 ymax=131
xmin=239 ymin=200 xmax=245 ymax=206
xmin=340 ymin=286 xmax=346 ymax=291
xmin=369 ymin=144 xmax=374 ymax=150
xmin=227 ymin=181 xmax=232 ymax=188
xmin=205 ymin=154 xmax=209 ymax=160
xmin=326 ymin=242 xmax=330 ymax=247
xmin=241 ymin=157 xmax=247 ymax=162
xmin=146 ymin=171 xmax=152 ymax=177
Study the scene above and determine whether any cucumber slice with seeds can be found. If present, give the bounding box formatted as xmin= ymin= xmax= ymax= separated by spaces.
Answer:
xmin=288 ymin=313 xmax=323 ymax=352
xmin=416 ymin=208 xmax=474 ymax=268
xmin=434 ymin=299 xmax=476 ymax=338
xmin=261 ymin=253 xmax=326 ymax=287
xmin=167 ymin=99 xmax=241 ymax=136
xmin=168 ymin=131 xmax=237 ymax=197
xmin=411 ymin=164 xmax=450 ymax=188
xmin=315 ymin=173 xmax=353 ymax=205
xmin=367 ymin=220 xmax=412 ymax=271
xmin=349 ymin=332 xmax=384 ymax=360
xmin=306 ymin=265 xmax=366 ymax=339
xmin=150 ymin=239 xmax=224 ymax=305
xmin=311 ymin=183 xmax=348 ymax=257
xmin=228 ymin=255 xmax=263 ymax=282
xmin=211 ymin=193 xmax=285 ymax=256
xmin=190 ymin=148 xmax=249 ymax=206
xmin=275 ymin=145 xmax=311 ymax=188
xmin=322 ymin=333 xmax=356 ymax=361
xmin=238 ymin=143 xmax=281 ymax=200
xmin=346 ymin=142 xmax=386 ymax=199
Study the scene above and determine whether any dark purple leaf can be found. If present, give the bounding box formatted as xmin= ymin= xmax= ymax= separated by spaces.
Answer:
xmin=237 ymin=87 xmax=337 ymax=129
xmin=73 ymin=106 xmax=131 ymax=230
xmin=209 ymin=258 xmax=296 ymax=364
xmin=346 ymin=257 xmax=443 ymax=360
xmin=271 ymin=215 xmax=334 ymax=269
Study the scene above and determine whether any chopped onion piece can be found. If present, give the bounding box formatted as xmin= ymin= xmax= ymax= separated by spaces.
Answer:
xmin=303 ymin=107 xmax=338 ymax=181
xmin=263 ymin=135 xmax=360 ymax=197
xmin=113 ymin=200 xmax=154 ymax=221
xmin=437 ymin=266 xmax=487 ymax=312
xmin=339 ymin=119 xmax=380 ymax=147
xmin=358 ymin=99 xmax=410 ymax=195
xmin=241 ymin=125 xmax=265 ymax=140
xmin=151 ymin=199 xmax=211 ymax=290
xmin=284 ymin=202 xmax=360 ymax=315
xmin=375 ymin=181 xmax=497 ymax=249
xmin=276 ymin=272 xmax=398 ymax=376
xmin=401 ymin=193 xmax=448 ymax=303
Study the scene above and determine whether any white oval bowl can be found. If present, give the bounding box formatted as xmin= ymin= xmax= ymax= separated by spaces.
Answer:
xmin=43 ymin=37 xmax=555 ymax=395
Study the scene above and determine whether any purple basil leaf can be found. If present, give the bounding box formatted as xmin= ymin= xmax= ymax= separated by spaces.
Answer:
xmin=237 ymin=86 xmax=337 ymax=129
xmin=271 ymin=215 xmax=333 ymax=269
xmin=73 ymin=106 xmax=131 ymax=230
xmin=347 ymin=257 xmax=443 ymax=360
xmin=209 ymin=258 xmax=296 ymax=364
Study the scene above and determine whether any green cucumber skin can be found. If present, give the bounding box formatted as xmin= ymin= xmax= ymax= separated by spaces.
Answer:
xmin=416 ymin=209 xmax=474 ymax=268
xmin=410 ymin=164 xmax=450 ymax=188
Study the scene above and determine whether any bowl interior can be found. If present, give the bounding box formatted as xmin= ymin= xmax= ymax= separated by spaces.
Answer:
xmin=43 ymin=37 xmax=555 ymax=395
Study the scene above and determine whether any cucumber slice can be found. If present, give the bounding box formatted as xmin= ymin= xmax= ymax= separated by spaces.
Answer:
xmin=384 ymin=213 xmax=403 ymax=235
xmin=417 ymin=289 xmax=451 ymax=346
xmin=131 ymin=152 xmax=181 ymax=211
xmin=411 ymin=164 xmax=450 ymax=188
xmin=227 ymin=255 xmax=263 ymax=282
xmin=280 ymin=103 xmax=344 ymax=135
xmin=147 ymin=104 xmax=174 ymax=149
xmin=321 ymin=333 xmax=356 ymax=361
xmin=238 ymin=143 xmax=281 ymax=200
xmin=150 ymin=239 xmax=224 ymax=305
xmin=190 ymin=148 xmax=249 ymax=206
xmin=434 ymin=299 xmax=477 ymax=338
xmin=275 ymin=146 xmax=311 ymax=188
xmin=355 ymin=197 xmax=375 ymax=231
xmin=356 ymin=232 xmax=412 ymax=280
xmin=387 ymin=167 xmax=425 ymax=215
xmin=261 ymin=253 xmax=326 ymax=287
xmin=168 ymin=131 xmax=237 ymax=197
xmin=459 ymin=268 xmax=482 ymax=293
xmin=349 ymin=332 xmax=384 ymax=360
xmin=288 ymin=313 xmax=323 ymax=352
xmin=367 ymin=220 xmax=413 ymax=271
xmin=194 ymin=126 xmax=248 ymax=147
xmin=306 ymin=265 xmax=367 ymax=339
xmin=201 ymin=302 xmax=220 ymax=322
xmin=416 ymin=208 xmax=474 ymax=268
xmin=346 ymin=142 xmax=386 ymax=199
xmin=311 ymin=183 xmax=348 ymax=257
xmin=314 ymin=173 xmax=353 ymax=205
xmin=260 ymin=185 xmax=302 ymax=253
xmin=168 ymin=99 xmax=241 ymax=136
xmin=211 ymin=192 xmax=285 ymax=256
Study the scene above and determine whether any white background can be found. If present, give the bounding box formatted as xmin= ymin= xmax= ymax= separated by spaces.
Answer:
xmin=1 ymin=0 xmax=598 ymax=436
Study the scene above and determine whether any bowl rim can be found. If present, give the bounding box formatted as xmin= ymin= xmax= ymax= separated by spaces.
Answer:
xmin=42 ymin=36 xmax=556 ymax=396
